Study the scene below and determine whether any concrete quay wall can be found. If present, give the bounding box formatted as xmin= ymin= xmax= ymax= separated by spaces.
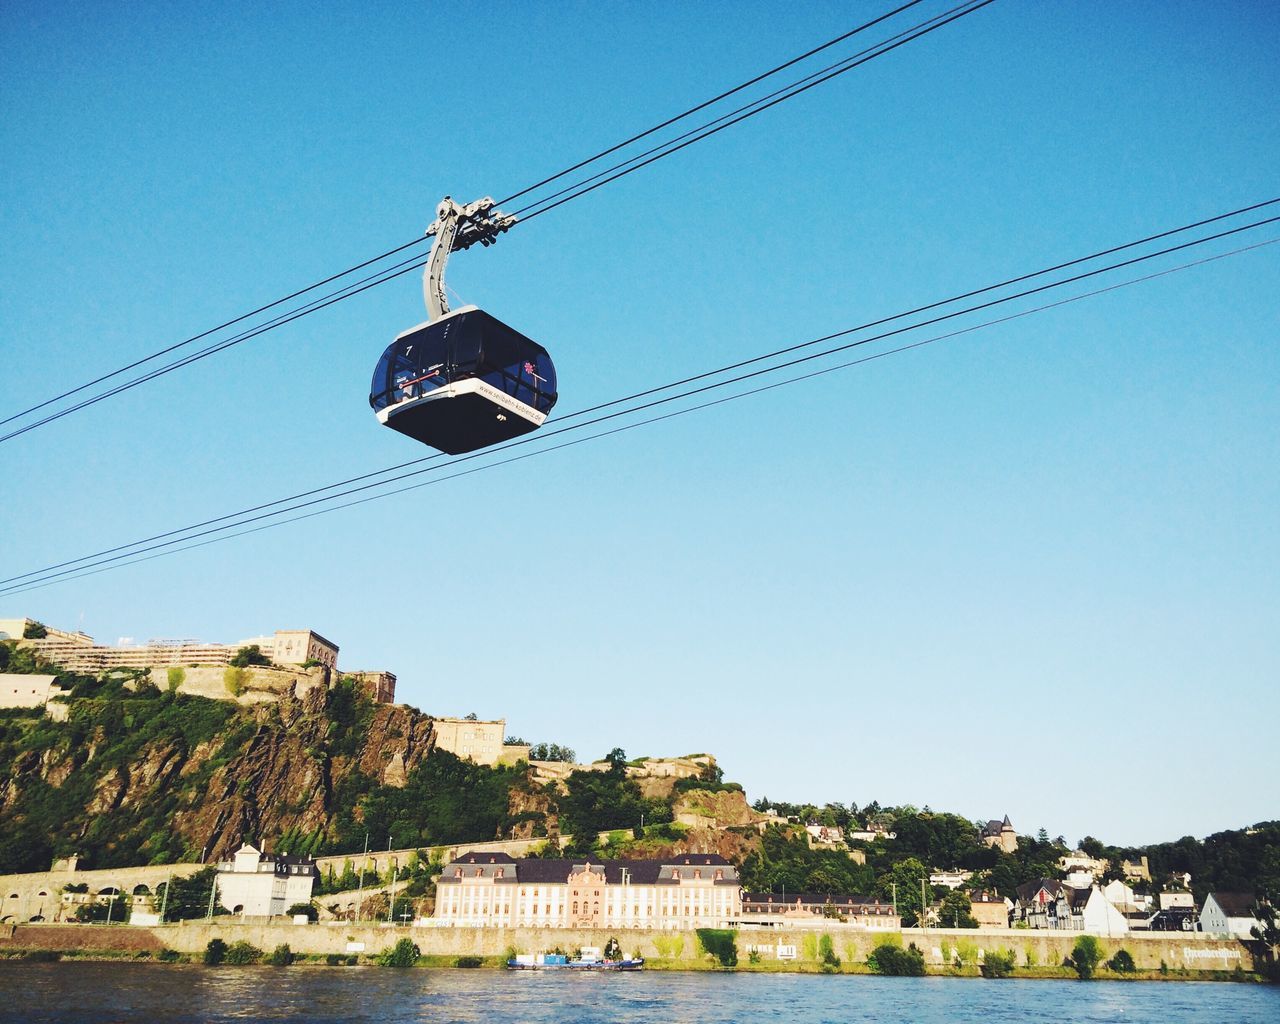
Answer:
xmin=1 ymin=922 xmax=1254 ymax=973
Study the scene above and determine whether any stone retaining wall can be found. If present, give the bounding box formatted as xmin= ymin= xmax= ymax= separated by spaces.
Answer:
xmin=1 ymin=922 xmax=1253 ymax=973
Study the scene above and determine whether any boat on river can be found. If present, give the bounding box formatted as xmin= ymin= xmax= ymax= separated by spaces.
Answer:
xmin=507 ymin=950 xmax=644 ymax=971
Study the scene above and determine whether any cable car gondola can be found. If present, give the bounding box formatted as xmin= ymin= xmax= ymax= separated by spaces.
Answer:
xmin=370 ymin=196 xmax=557 ymax=455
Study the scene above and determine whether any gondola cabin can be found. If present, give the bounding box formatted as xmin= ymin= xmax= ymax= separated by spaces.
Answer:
xmin=370 ymin=306 xmax=557 ymax=455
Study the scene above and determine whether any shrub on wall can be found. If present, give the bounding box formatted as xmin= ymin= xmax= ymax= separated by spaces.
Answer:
xmin=696 ymin=928 xmax=738 ymax=967
xmin=267 ymin=944 xmax=294 ymax=967
xmin=653 ymin=935 xmax=684 ymax=959
xmin=1107 ymin=949 xmax=1136 ymax=973
xmin=224 ymin=941 xmax=263 ymax=966
xmin=223 ymin=667 xmax=248 ymax=696
xmin=1069 ymin=935 xmax=1103 ymax=979
xmin=980 ymin=949 xmax=1016 ymax=978
xmin=166 ymin=668 xmax=185 ymax=693
xmin=868 ymin=943 xmax=926 ymax=976
xmin=203 ymin=939 xmax=227 ymax=965
xmin=377 ymin=938 xmax=420 ymax=967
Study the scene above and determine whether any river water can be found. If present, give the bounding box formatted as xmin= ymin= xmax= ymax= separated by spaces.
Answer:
xmin=0 ymin=963 xmax=1276 ymax=1023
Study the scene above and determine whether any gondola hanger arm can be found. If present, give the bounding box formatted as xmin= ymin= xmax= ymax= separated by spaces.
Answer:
xmin=423 ymin=196 xmax=518 ymax=321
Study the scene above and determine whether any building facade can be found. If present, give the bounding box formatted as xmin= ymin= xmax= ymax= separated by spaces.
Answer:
xmin=13 ymin=623 xmax=340 ymax=674
xmin=980 ymin=815 xmax=1018 ymax=854
xmin=434 ymin=852 xmax=741 ymax=929
xmin=0 ymin=673 xmax=61 ymax=711
xmin=431 ymin=718 xmax=528 ymax=766
xmin=1199 ymin=892 xmax=1259 ymax=939
xmin=740 ymin=892 xmax=900 ymax=929
xmin=216 ymin=843 xmax=318 ymax=918
xmin=968 ymin=892 xmax=1010 ymax=930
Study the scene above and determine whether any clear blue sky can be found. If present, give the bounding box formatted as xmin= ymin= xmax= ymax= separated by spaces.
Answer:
xmin=1 ymin=1 xmax=1276 ymax=848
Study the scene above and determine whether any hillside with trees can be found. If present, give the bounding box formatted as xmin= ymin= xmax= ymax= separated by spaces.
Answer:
xmin=1 ymin=638 xmax=1276 ymax=907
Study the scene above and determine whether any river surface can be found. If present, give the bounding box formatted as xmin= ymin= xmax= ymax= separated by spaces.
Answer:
xmin=0 ymin=963 xmax=1276 ymax=1023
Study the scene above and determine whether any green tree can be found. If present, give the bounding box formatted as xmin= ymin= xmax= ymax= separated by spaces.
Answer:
xmin=527 ymin=742 xmax=575 ymax=762
xmin=938 ymin=889 xmax=978 ymax=928
xmin=229 ymin=645 xmax=269 ymax=668
xmin=267 ymin=943 xmax=295 ymax=966
xmin=1070 ymin=935 xmax=1103 ymax=979
xmin=23 ymin=622 xmax=48 ymax=639
xmin=155 ymin=867 xmax=219 ymax=921
xmin=203 ymin=939 xmax=227 ymax=965
xmin=881 ymin=857 xmax=930 ymax=927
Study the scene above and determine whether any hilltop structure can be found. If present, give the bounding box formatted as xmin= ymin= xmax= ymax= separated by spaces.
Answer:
xmin=981 ymin=815 xmax=1018 ymax=854
xmin=0 ymin=617 xmax=395 ymax=705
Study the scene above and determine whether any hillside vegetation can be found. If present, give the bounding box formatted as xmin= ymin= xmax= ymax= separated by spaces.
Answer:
xmin=1 ymin=642 xmax=1276 ymax=910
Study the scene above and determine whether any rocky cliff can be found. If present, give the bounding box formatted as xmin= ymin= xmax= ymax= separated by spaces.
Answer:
xmin=0 ymin=680 xmax=439 ymax=871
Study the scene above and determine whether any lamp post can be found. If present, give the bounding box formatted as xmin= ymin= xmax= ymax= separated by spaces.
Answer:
xmin=355 ymin=833 xmax=369 ymax=923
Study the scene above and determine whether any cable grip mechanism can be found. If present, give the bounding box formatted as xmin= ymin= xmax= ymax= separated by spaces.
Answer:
xmin=423 ymin=196 xmax=517 ymax=322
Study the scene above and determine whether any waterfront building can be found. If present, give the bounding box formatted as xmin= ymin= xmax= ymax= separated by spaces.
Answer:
xmin=1015 ymin=880 xmax=1129 ymax=935
xmin=1199 ymin=892 xmax=1260 ymax=939
xmin=433 ymin=852 xmax=741 ymax=929
xmin=968 ymin=891 xmax=1010 ymax=930
xmin=216 ymin=843 xmax=318 ymax=918
xmin=740 ymin=892 xmax=900 ymax=929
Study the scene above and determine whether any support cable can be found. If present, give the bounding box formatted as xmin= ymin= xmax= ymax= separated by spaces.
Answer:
xmin=7 ymin=233 xmax=1273 ymax=598
xmin=0 ymin=0 xmax=981 ymax=442
xmin=1 ymin=198 xmax=1272 ymax=587
xmin=3 ymin=213 xmax=1274 ymax=594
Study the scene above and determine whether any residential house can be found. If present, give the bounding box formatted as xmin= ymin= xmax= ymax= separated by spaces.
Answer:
xmin=1058 ymin=849 xmax=1108 ymax=879
xmin=929 ymin=869 xmax=973 ymax=890
xmin=1015 ymin=880 xmax=1128 ymax=935
xmin=216 ymin=842 xmax=318 ymax=918
xmin=1014 ymin=878 xmax=1066 ymax=929
xmin=1199 ymin=892 xmax=1260 ymax=939
xmin=969 ymin=891 xmax=1010 ymax=930
xmin=804 ymin=824 xmax=846 ymax=847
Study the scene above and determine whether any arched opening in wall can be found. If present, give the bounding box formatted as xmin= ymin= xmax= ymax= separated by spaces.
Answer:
xmin=233 ymin=905 xmax=244 ymax=914
xmin=6 ymin=893 xmax=17 ymax=900
xmin=28 ymin=915 xmax=44 ymax=922
xmin=96 ymin=887 xmax=119 ymax=896
xmin=36 ymin=891 xmax=49 ymax=898
xmin=132 ymin=884 xmax=150 ymax=895
xmin=0 ymin=916 xmax=13 ymax=924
